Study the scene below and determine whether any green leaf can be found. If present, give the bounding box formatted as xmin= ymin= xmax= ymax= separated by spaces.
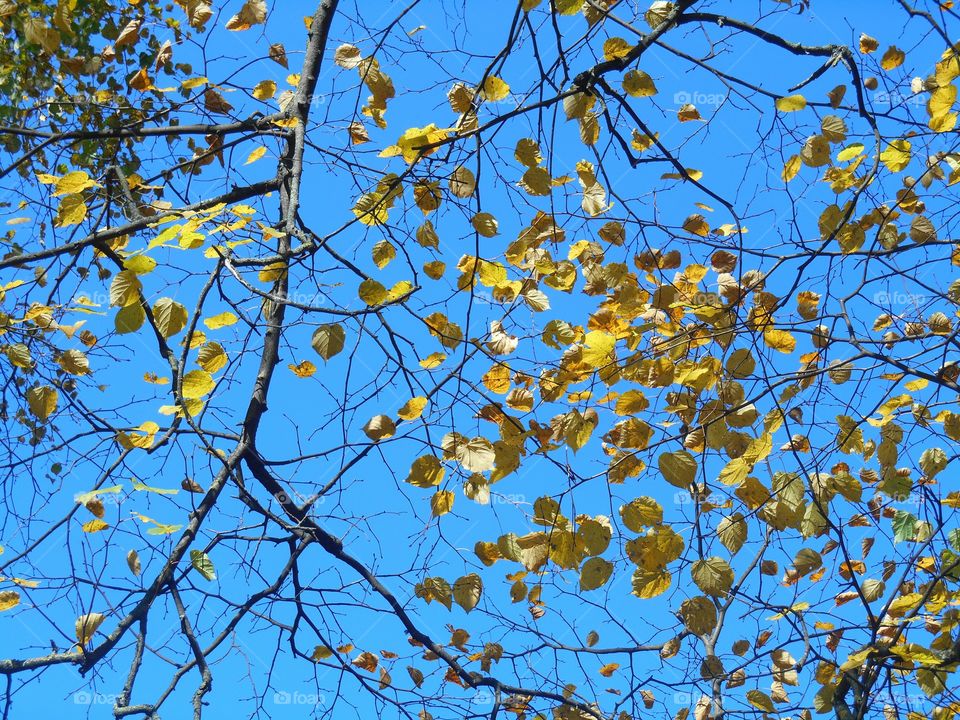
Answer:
xmin=190 ymin=550 xmax=216 ymax=581
xmin=892 ymin=510 xmax=918 ymax=543
xmin=312 ymin=324 xmax=346 ymax=361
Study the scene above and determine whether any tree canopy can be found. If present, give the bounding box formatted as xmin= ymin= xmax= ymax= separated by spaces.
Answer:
xmin=2 ymin=0 xmax=960 ymax=718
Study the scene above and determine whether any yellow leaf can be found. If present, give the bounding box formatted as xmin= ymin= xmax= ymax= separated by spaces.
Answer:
xmin=58 ymin=349 xmax=90 ymax=376
xmin=288 ymin=360 xmax=316 ymax=378
xmin=420 ymin=352 xmax=446 ymax=369
xmin=398 ymin=396 xmax=428 ymax=420
xmin=582 ymin=331 xmax=615 ymax=368
xmin=181 ymin=76 xmax=208 ymax=90
xmin=225 ymin=0 xmax=266 ymax=30
xmin=603 ymin=37 xmax=633 ymax=61
xmin=123 ymin=255 xmax=157 ymax=274
xmin=598 ymin=662 xmax=620 ymax=677
xmin=453 ymin=574 xmax=482 ymax=612
xmin=363 ymin=414 xmax=396 ymax=441
xmin=631 ymin=568 xmax=671 ymax=598
xmin=423 ymin=260 xmax=445 ymax=279
xmin=889 ymin=643 xmax=942 ymax=665
xmin=4 ymin=344 xmax=32 ymax=369
xmin=391 ymin=124 xmax=449 ymax=162
xmin=54 ymin=170 xmax=96 ymax=196
xmin=471 ymin=212 xmax=499 ymax=237
xmin=27 ymin=385 xmax=58 ymax=420
xmin=152 ymin=298 xmax=188 ymax=338
xmin=353 ymin=192 xmax=389 ymax=226
xmin=764 ymin=328 xmax=796 ymax=353
xmin=115 ymin=304 xmax=145 ymax=334
xmin=55 ymin=194 xmax=87 ymax=227
xmin=520 ymin=166 xmax=552 ymax=196
xmin=482 ymin=363 xmax=511 ymax=394
xmin=880 ymin=46 xmax=905 ymax=71
xmin=358 ymin=278 xmax=388 ymax=305
xmin=406 ymin=455 xmax=445 ymax=488
xmin=334 ymin=43 xmax=361 ymax=69
xmin=312 ymin=324 xmax=346 ymax=360
xmin=880 ymin=139 xmax=911 ymax=172
xmin=431 ymin=490 xmax=455 ymax=516
xmin=622 ymin=69 xmax=657 ymax=97
xmin=839 ymin=647 xmax=874 ymax=672
xmin=258 ymin=261 xmax=287 ymax=283
xmin=449 ymin=166 xmax=476 ymax=197
xmin=677 ymin=104 xmax=701 ymax=122
xmin=718 ymin=457 xmax=750 ymax=487
xmin=110 ymin=270 xmax=142 ymax=307
xmin=691 ymin=557 xmax=734 ymax=596
xmin=631 ymin=129 xmax=659 ymax=152
xmin=659 ymin=451 xmax=697 ymax=488
xmin=581 ymin=557 xmax=614 ymax=591
xmin=372 ymin=240 xmax=396 ymax=269
xmin=929 ymin=109 xmax=957 ymax=133
xmin=481 ymin=76 xmax=510 ymax=102
xmin=312 ymin=645 xmax=334 ymax=661
xmin=620 ymin=497 xmax=662 ymax=531
xmin=837 ymin=143 xmax=865 ymax=162
xmin=204 ymin=311 xmax=238 ymax=329
xmin=348 ymin=121 xmax=370 ymax=144
xmin=0 ymin=591 xmax=20 ymax=611
xmin=244 ymin=145 xmax=267 ymax=165
xmin=682 ymin=214 xmax=710 ymax=236
xmin=76 ymin=612 xmax=106 ymax=646
xmin=82 ymin=518 xmax=110 ymax=533
xmin=782 ymin=154 xmax=801 ymax=182
xmin=746 ymin=690 xmax=775 ymax=713
xmin=181 ymin=369 xmax=215 ymax=399
xmin=775 ymin=94 xmax=807 ymax=112
xmin=252 ymin=79 xmax=276 ymax=99
xmin=827 ymin=85 xmax=847 ymax=108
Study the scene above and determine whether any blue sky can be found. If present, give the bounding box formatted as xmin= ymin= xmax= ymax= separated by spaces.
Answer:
xmin=1 ymin=0 xmax=958 ymax=717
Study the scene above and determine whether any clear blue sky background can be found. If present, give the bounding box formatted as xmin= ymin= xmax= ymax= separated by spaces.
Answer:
xmin=0 ymin=0 xmax=955 ymax=717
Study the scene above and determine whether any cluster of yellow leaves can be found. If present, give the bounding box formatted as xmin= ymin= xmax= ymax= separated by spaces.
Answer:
xmin=334 ymin=44 xmax=395 ymax=128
